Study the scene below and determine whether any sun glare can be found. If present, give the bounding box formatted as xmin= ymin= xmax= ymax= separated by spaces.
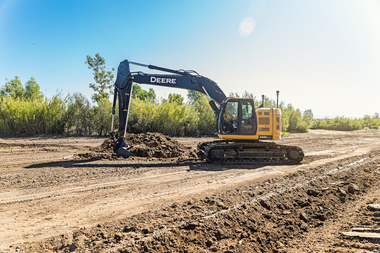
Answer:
xmin=239 ymin=17 xmax=256 ymax=37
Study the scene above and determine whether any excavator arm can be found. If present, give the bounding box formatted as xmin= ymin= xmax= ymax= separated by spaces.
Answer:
xmin=111 ymin=59 xmax=226 ymax=157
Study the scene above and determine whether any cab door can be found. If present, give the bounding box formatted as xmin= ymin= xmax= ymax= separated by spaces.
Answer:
xmin=239 ymin=99 xmax=257 ymax=135
xmin=218 ymin=99 xmax=239 ymax=134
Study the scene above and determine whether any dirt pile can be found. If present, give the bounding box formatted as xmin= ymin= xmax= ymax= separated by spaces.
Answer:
xmin=81 ymin=132 xmax=203 ymax=160
xmin=18 ymin=151 xmax=380 ymax=252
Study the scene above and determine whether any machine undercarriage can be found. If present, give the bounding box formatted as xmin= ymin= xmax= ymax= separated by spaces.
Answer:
xmin=198 ymin=140 xmax=304 ymax=164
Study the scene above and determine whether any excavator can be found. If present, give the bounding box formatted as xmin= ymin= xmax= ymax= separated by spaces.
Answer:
xmin=110 ymin=59 xmax=304 ymax=164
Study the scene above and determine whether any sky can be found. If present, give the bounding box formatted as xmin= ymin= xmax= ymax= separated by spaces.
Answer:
xmin=1 ymin=0 xmax=380 ymax=119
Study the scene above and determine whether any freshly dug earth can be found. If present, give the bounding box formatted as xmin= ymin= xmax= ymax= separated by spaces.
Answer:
xmin=17 ymin=151 xmax=380 ymax=253
xmin=80 ymin=132 xmax=202 ymax=160
xmin=1 ymin=130 xmax=380 ymax=252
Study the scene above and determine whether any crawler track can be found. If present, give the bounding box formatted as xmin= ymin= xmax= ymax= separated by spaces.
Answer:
xmin=198 ymin=140 xmax=304 ymax=164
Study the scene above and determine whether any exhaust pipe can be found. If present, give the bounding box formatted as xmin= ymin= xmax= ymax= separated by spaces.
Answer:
xmin=276 ymin=90 xmax=279 ymax=108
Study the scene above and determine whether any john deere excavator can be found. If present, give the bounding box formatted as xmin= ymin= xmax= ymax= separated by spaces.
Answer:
xmin=111 ymin=60 xmax=304 ymax=164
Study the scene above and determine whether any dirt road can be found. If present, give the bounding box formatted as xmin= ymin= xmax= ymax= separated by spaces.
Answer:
xmin=1 ymin=130 xmax=380 ymax=252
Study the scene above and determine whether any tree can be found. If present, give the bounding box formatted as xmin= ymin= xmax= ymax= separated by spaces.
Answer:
xmin=302 ymin=109 xmax=313 ymax=126
xmin=93 ymin=98 xmax=112 ymax=136
xmin=65 ymin=93 xmax=94 ymax=135
xmin=242 ymin=91 xmax=254 ymax=99
xmin=373 ymin=113 xmax=380 ymax=129
xmin=363 ymin=115 xmax=372 ymax=128
xmin=85 ymin=54 xmax=114 ymax=104
xmin=187 ymin=90 xmax=202 ymax=106
xmin=0 ymin=76 xmax=25 ymax=99
xmin=25 ymin=77 xmax=44 ymax=101
xmin=132 ymin=84 xmax=156 ymax=102
xmin=0 ymin=76 xmax=44 ymax=101
xmin=164 ymin=93 xmax=183 ymax=104
xmin=229 ymin=92 xmax=240 ymax=98
xmin=187 ymin=90 xmax=215 ymax=135
xmin=287 ymin=107 xmax=308 ymax=133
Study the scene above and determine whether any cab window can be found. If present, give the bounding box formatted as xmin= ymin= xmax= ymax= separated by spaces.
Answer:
xmin=241 ymin=101 xmax=255 ymax=130
xmin=222 ymin=101 xmax=238 ymax=134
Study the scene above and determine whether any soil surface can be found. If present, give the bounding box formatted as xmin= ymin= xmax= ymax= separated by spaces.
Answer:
xmin=1 ymin=130 xmax=380 ymax=252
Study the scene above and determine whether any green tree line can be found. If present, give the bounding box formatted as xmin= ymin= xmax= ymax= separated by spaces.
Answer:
xmin=2 ymin=75 xmax=377 ymax=136
xmin=311 ymin=114 xmax=380 ymax=131
xmin=0 ymin=76 xmax=209 ymax=136
xmin=0 ymin=77 xmax=67 ymax=135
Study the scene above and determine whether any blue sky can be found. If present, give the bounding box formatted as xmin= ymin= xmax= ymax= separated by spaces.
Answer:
xmin=1 ymin=0 xmax=379 ymax=118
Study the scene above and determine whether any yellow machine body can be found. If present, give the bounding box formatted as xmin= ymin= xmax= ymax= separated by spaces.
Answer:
xmin=216 ymin=98 xmax=281 ymax=141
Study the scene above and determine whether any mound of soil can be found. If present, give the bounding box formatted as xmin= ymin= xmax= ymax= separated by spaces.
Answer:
xmin=81 ymin=132 xmax=203 ymax=160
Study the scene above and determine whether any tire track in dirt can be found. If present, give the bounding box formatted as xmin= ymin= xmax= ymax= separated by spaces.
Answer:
xmin=0 ymin=170 xmax=189 ymax=205
xmin=1 ymin=149 xmax=377 ymax=251
xmin=17 ymin=149 xmax=380 ymax=252
xmin=2 ymin=131 xmax=380 ymax=252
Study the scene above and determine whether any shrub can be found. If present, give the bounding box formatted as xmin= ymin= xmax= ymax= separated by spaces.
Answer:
xmin=311 ymin=117 xmax=365 ymax=131
xmin=93 ymin=98 xmax=113 ymax=136
xmin=128 ymin=98 xmax=199 ymax=136
xmin=65 ymin=93 xmax=94 ymax=135
xmin=0 ymin=95 xmax=66 ymax=135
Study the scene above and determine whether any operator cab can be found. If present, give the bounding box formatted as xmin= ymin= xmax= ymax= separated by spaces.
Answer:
xmin=218 ymin=98 xmax=258 ymax=136
xmin=217 ymin=98 xmax=281 ymax=141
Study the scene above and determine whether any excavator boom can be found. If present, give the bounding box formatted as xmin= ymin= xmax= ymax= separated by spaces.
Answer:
xmin=115 ymin=60 xmax=226 ymax=102
xmin=111 ymin=60 xmax=226 ymax=158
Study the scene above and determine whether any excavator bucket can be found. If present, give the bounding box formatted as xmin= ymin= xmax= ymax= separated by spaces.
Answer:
xmin=115 ymin=141 xmax=134 ymax=158
xmin=110 ymin=131 xmax=135 ymax=158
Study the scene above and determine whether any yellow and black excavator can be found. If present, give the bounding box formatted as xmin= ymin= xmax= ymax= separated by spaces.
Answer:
xmin=111 ymin=60 xmax=304 ymax=164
